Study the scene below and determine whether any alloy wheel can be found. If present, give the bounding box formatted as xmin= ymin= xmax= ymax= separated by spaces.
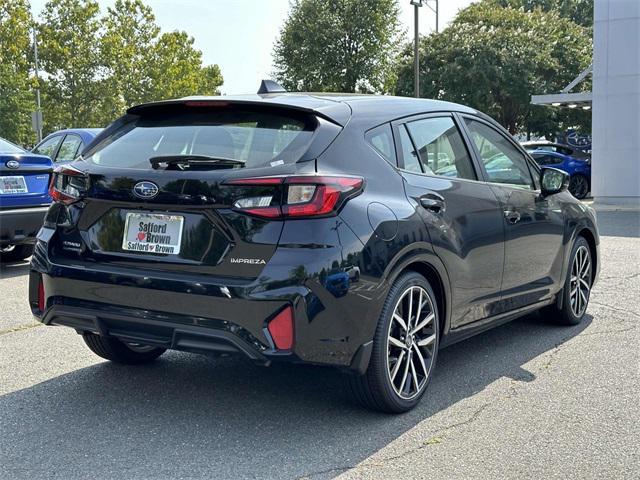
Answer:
xmin=386 ymin=285 xmax=437 ymax=400
xmin=569 ymin=175 xmax=589 ymax=199
xmin=570 ymin=245 xmax=591 ymax=317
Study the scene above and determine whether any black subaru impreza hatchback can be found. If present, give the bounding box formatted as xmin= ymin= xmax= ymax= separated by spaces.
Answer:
xmin=29 ymin=83 xmax=599 ymax=412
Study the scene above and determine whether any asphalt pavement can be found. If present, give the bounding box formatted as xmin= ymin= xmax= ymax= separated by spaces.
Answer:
xmin=0 ymin=210 xmax=638 ymax=480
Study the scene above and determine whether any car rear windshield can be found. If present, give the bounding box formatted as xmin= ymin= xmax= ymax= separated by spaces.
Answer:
xmin=0 ymin=138 xmax=25 ymax=154
xmin=83 ymin=107 xmax=316 ymax=170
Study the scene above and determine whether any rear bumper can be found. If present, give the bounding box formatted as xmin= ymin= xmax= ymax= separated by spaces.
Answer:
xmin=0 ymin=206 xmax=49 ymax=246
xmin=39 ymin=303 xmax=271 ymax=365
xmin=29 ymin=218 xmax=383 ymax=370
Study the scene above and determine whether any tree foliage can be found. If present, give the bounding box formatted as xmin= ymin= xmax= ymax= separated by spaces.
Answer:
xmin=0 ymin=0 xmax=224 ymax=144
xmin=395 ymin=1 xmax=592 ymax=135
xmin=273 ymin=0 xmax=402 ymax=93
xmin=0 ymin=0 xmax=35 ymax=145
xmin=489 ymin=0 xmax=593 ymax=28
xmin=101 ymin=0 xmax=160 ymax=116
xmin=37 ymin=0 xmax=104 ymax=130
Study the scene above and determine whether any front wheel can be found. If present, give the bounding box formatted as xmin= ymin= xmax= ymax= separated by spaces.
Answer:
xmin=544 ymin=236 xmax=592 ymax=325
xmin=349 ymin=272 xmax=439 ymax=413
xmin=83 ymin=333 xmax=166 ymax=364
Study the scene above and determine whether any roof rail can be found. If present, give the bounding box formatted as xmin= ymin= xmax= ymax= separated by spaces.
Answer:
xmin=257 ymin=79 xmax=286 ymax=95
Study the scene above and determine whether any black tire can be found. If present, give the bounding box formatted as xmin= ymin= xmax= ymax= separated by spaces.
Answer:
xmin=82 ymin=333 xmax=166 ymax=364
xmin=0 ymin=244 xmax=34 ymax=263
xmin=543 ymin=236 xmax=592 ymax=325
xmin=569 ymin=174 xmax=590 ymax=199
xmin=348 ymin=272 xmax=440 ymax=413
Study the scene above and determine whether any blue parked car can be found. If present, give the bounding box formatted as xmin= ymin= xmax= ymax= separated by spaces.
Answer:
xmin=526 ymin=149 xmax=591 ymax=199
xmin=1 ymin=128 xmax=101 ymax=262
xmin=0 ymin=137 xmax=53 ymax=262
xmin=32 ymin=128 xmax=102 ymax=163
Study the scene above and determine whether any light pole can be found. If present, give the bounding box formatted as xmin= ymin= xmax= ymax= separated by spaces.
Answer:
xmin=410 ymin=0 xmax=423 ymax=98
xmin=410 ymin=0 xmax=440 ymax=98
xmin=425 ymin=0 xmax=439 ymax=33
xmin=33 ymin=28 xmax=43 ymax=143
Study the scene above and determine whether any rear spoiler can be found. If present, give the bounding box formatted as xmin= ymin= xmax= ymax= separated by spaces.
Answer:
xmin=126 ymin=96 xmax=351 ymax=127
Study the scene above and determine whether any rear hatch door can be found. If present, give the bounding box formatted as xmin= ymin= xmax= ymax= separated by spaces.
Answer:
xmin=49 ymin=101 xmax=341 ymax=279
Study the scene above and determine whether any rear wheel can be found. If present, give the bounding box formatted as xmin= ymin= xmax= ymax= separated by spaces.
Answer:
xmin=82 ymin=333 xmax=166 ymax=364
xmin=544 ymin=236 xmax=592 ymax=325
xmin=569 ymin=174 xmax=589 ymax=199
xmin=0 ymin=244 xmax=34 ymax=263
xmin=349 ymin=272 xmax=439 ymax=413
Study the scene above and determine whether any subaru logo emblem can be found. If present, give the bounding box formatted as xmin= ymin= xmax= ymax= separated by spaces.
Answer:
xmin=133 ymin=181 xmax=159 ymax=199
xmin=6 ymin=160 xmax=19 ymax=169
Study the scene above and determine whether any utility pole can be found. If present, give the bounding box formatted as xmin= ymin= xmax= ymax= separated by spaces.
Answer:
xmin=33 ymin=28 xmax=43 ymax=143
xmin=411 ymin=0 xmax=423 ymax=98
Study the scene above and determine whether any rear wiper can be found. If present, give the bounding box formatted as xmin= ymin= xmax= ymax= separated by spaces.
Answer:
xmin=149 ymin=154 xmax=245 ymax=170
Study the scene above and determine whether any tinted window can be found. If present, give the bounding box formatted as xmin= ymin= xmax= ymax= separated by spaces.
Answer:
xmin=33 ymin=135 xmax=62 ymax=158
xmin=0 ymin=138 xmax=25 ymax=154
xmin=398 ymin=125 xmax=422 ymax=173
xmin=56 ymin=134 xmax=83 ymax=162
xmin=365 ymin=124 xmax=396 ymax=164
xmin=465 ymin=119 xmax=534 ymax=189
xmin=84 ymin=109 xmax=315 ymax=170
xmin=532 ymin=153 xmax=559 ymax=166
xmin=405 ymin=117 xmax=476 ymax=180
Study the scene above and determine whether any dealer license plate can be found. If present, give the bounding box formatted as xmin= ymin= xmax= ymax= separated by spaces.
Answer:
xmin=122 ymin=212 xmax=184 ymax=255
xmin=0 ymin=176 xmax=28 ymax=194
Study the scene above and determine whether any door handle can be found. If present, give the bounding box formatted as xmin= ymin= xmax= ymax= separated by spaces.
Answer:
xmin=504 ymin=210 xmax=521 ymax=224
xmin=420 ymin=196 xmax=445 ymax=214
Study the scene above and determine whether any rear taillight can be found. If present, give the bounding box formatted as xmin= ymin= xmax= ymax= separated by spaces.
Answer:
xmin=225 ymin=175 xmax=364 ymax=219
xmin=267 ymin=306 xmax=294 ymax=350
xmin=38 ymin=278 xmax=45 ymax=312
xmin=49 ymin=165 xmax=88 ymax=205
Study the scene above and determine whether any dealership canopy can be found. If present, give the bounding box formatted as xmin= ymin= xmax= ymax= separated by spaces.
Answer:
xmin=531 ymin=65 xmax=592 ymax=110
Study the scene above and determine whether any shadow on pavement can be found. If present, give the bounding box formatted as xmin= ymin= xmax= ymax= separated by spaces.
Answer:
xmin=0 ymin=259 xmax=31 ymax=280
xmin=0 ymin=312 xmax=591 ymax=480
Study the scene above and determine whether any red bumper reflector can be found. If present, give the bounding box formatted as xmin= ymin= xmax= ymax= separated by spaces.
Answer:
xmin=38 ymin=279 xmax=45 ymax=312
xmin=267 ymin=306 xmax=294 ymax=350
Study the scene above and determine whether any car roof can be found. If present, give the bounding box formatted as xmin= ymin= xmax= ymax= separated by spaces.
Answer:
xmin=53 ymin=128 xmax=103 ymax=136
xmin=127 ymin=93 xmax=480 ymax=128
xmin=40 ymin=128 xmax=103 ymax=145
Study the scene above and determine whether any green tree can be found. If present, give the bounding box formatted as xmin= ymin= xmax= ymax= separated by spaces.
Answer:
xmin=37 ymin=0 xmax=105 ymax=130
xmin=489 ymin=0 xmax=593 ymax=28
xmin=197 ymin=64 xmax=224 ymax=96
xmin=0 ymin=0 xmax=34 ymax=145
xmin=101 ymin=0 xmax=160 ymax=115
xmin=273 ymin=0 xmax=402 ymax=93
xmin=149 ymin=31 xmax=222 ymax=100
xmin=394 ymin=2 xmax=592 ymax=135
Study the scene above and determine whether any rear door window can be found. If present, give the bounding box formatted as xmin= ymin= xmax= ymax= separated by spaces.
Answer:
xmin=84 ymin=108 xmax=316 ymax=170
xmin=56 ymin=134 xmax=83 ymax=162
xmin=397 ymin=126 xmax=422 ymax=173
xmin=404 ymin=117 xmax=477 ymax=180
xmin=33 ymin=135 xmax=62 ymax=159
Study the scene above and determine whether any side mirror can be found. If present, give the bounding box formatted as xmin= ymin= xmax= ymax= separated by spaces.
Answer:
xmin=540 ymin=167 xmax=569 ymax=196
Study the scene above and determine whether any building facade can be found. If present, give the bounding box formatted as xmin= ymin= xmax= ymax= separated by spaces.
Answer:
xmin=592 ymin=0 xmax=640 ymax=207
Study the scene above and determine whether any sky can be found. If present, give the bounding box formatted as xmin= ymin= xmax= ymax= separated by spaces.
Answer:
xmin=29 ymin=0 xmax=476 ymax=95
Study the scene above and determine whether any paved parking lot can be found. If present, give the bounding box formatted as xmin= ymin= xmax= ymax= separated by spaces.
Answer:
xmin=1 ymin=211 xmax=638 ymax=480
